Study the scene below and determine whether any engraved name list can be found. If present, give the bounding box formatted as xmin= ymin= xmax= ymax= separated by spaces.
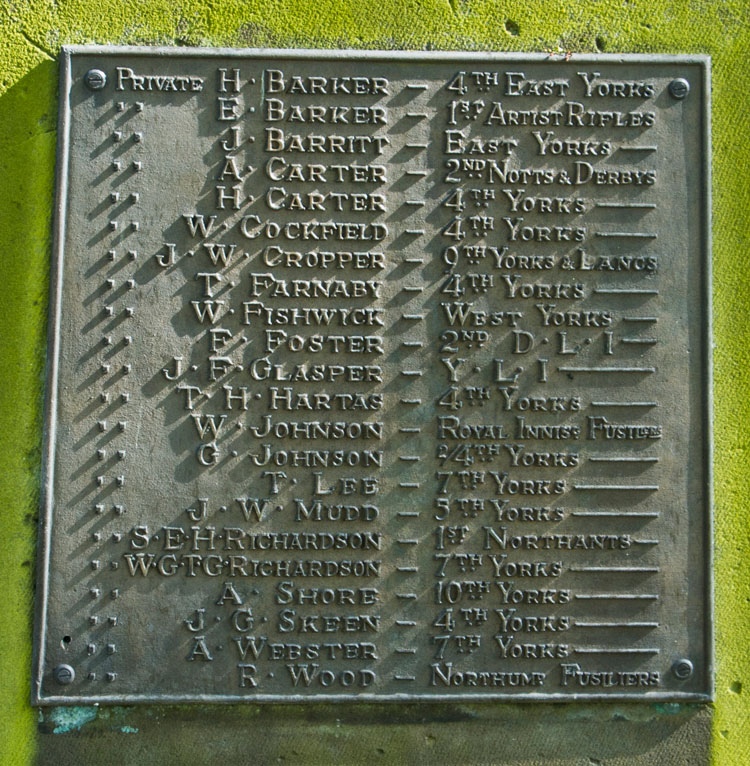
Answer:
xmin=33 ymin=49 xmax=711 ymax=704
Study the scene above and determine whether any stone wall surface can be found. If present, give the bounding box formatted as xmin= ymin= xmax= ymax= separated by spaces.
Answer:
xmin=0 ymin=1 xmax=746 ymax=764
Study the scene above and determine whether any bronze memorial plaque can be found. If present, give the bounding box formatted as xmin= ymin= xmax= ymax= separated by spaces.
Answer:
xmin=33 ymin=48 xmax=711 ymax=704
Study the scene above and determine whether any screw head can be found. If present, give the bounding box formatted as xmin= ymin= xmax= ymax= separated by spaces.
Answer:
xmin=672 ymin=658 xmax=694 ymax=679
xmin=669 ymin=78 xmax=690 ymax=99
xmin=53 ymin=664 xmax=75 ymax=685
xmin=84 ymin=69 xmax=107 ymax=90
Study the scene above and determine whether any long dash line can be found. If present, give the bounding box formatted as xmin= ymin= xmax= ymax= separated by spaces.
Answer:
xmin=574 ymin=647 xmax=660 ymax=654
xmin=570 ymin=566 xmax=660 ymax=573
xmin=595 ymin=232 xmax=657 ymax=239
xmin=571 ymin=511 xmax=660 ymax=518
xmin=594 ymin=288 xmax=659 ymax=295
xmin=573 ymin=484 xmax=659 ymax=490
xmin=575 ymin=594 xmax=659 ymax=600
xmin=595 ymin=202 xmax=657 ymax=209
xmin=591 ymin=401 xmax=658 ymax=407
xmin=575 ymin=621 xmax=660 ymax=628
xmin=559 ymin=366 xmax=655 ymax=373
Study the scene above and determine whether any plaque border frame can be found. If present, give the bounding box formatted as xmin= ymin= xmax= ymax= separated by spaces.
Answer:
xmin=33 ymin=46 xmax=713 ymax=705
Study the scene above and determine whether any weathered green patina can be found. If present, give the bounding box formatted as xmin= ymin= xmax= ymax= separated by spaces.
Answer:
xmin=0 ymin=1 xmax=747 ymax=763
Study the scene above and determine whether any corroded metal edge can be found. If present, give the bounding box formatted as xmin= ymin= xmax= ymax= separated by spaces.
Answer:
xmin=32 ymin=46 xmax=74 ymax=707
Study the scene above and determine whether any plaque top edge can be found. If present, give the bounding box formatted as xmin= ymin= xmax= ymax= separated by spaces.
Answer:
xmin=60 ymin=44 xmax=711 ymax=67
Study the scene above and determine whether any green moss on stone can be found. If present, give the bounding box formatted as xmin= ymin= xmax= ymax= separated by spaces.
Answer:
xmin=0 ymin=2 xmax=747 ymax=764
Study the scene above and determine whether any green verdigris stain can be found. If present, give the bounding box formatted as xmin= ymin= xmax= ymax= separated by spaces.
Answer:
xmin=40 ymin=707 xmax=140 ymax=736
xmin=653 ymin=703 xmax=683 ymax=716
xmin=47 ymin=707 xmax=98 ymax=735
xmin=0 ymin=1 xmax=747 ymax=764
